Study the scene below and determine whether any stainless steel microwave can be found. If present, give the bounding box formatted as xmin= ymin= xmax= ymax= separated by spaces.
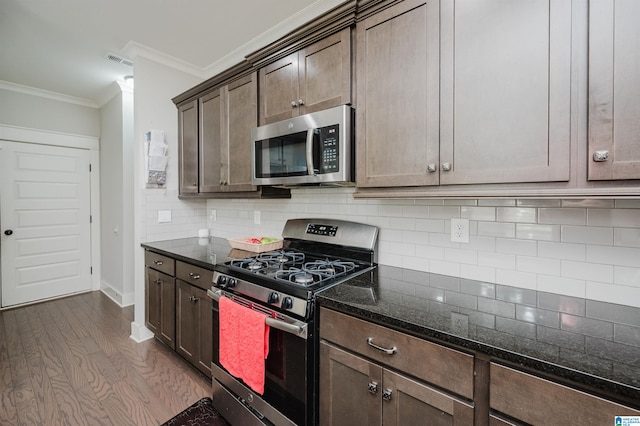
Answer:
xmin=251 ymin=105 xmax=354 ymax=186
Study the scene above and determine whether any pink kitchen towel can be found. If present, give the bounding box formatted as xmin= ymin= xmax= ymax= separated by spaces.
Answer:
xmin=219 ymin=296 xmax=270 ymax=394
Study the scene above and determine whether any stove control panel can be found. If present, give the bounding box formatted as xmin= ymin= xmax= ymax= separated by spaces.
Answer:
xmin=306 ymin=224 xmax=338 ymax=237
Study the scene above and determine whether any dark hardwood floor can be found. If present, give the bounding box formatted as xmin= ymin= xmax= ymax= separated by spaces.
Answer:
xmin=0 ymin=291 xmax=213 ymax=425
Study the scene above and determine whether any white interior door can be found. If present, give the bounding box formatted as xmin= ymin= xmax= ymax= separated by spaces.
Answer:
xmin=0 ymin=141 xmax=92 ymax=308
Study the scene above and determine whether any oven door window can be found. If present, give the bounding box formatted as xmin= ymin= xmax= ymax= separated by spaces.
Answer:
xmin=254 ymin=131 xmax=310 ymax=178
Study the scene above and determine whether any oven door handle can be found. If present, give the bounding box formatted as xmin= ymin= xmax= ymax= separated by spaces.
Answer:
xmin=207 ymin=288 xmax=308 ymax=339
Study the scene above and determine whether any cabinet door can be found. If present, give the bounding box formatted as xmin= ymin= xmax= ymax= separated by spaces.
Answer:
xmin=298 ymin=28 xmax=351 ymax=115
xmin=223 ymin=73 xmax=258 ymax=192
xmin=356 ymin=0 xmax=440 ymax=188
xmin=259 ymin=53 xmax=299 ymax=125
xmin=178 ymin=100 xmax=199 ymax=194
xmin=145 ymin=267 xmax=175 ymax=349
xmin=382 ymin=369 xmax=474 ymax=426
xmin=319 ymin=341 xmax=382 ymax=426
xmin=176 ymin=280 xmax=212 ymax=377
xmin=588 ymin=0 xmax=640 ymax=180
xmin=199 ymin=89 xmax=224 ymax=193
xmin=440 ymin=0 xmax=571 ymax=185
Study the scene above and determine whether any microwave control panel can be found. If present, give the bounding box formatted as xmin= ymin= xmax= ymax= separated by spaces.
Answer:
xmin=317 ymin=124 xmax=339 ymax=174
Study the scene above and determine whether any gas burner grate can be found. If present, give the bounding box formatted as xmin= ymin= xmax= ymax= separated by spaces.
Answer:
xmin=229 ymin=250 xmax=306 ymax=273
xmin=274 ymin=259 xmax=357 ymax=286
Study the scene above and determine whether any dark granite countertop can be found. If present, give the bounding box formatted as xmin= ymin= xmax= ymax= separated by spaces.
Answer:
xmin=141 ymin=237 xmax=252 ymax=269
xmin=317 ymin=264 xmax=640 ymax=409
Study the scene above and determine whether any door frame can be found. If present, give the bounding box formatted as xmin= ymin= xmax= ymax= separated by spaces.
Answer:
xmin=0 ymin=124 xmax=101 ymax=307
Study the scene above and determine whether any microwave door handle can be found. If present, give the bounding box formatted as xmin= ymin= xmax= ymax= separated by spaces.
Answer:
xmin=306 ymin=129 xmax=315 ymax=176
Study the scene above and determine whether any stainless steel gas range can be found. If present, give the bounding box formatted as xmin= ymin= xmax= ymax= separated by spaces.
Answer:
xmin=207 ymin=218 xmax=378 ymax=426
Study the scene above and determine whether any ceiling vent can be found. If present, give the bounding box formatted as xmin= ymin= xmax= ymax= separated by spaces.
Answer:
xmin=105 ymin=52 xmax=134 ymax=67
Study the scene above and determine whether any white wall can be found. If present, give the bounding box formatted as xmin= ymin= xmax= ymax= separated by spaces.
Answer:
xmin=206 ymin=189 xmax=640 ymax=308
xmin=0 ymin=86 xmax=100 ymax=136
xmin=130 ymin=56 xmax=207 ymax=340
xmin=99 ymin=83 xmax=135 ymax=306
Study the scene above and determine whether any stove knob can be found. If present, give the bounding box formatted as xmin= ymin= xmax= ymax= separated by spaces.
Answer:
xmin=227 ymin=278 xmax=237 ymax=288
xmin=281 ymin=297 xmax=293 ymax=310
xmin=216 ymin=275 xmax=227 ymax=286
xmin=268 ymin=292 xmax=280 ymax=304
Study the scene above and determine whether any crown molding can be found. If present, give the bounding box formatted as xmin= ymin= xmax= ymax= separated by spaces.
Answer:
xmin=0 ymin=80 xmax=98 ymax=108
xmin=121 ymin=41 xmax=205 ymax=79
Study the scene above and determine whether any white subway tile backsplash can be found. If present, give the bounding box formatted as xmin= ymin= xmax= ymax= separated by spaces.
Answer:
xmin=538 ymin=241 xmax=586 ymax=261
xmin=497 ymin=207 xmax=537 ymax=223
xmin=613 ymin=266 xmax=640 ymax=287
xmin=517 ymin=256 xmax=561 ymax=276
xmin=539 ymin=208 xmax=586 ymax=225
xmin=588 ymin=208 xmax=640 ymax=228
xmin=195 ymin=191 xmax=640 ymax=309
xmin=614 ymin=228 xmax=640 ymax=248
xmin=496 ymin=238 xmax=537 ymax=256
xmin=586 ymin=282 xmax=640 ymax=308
xmin=496 ymin=269 xmax=538 ymax=290
xmin=561 ymin=260 xmax=614 ymax=283
xmin=461 ymin=206 xmax=496 ymax=221
xmin=586 ymin=245 xmax=640 ymax=268
xmin=516 ymin=224 xmax=561 ymax=241
xmin=562 ymin=225 xmax=613 ymax=245
xmin=478 ymin=222 xmax=516 ymax=238
xmin=429 ymin=205 xmax=461 ymax=219
xmin=415 ymin=218 xmax=446 ymax=233
xmin=478 ymin=252 xmax=516 ymax=270
xmin=429 ymin=260 xmax=460 ymax=277
xmin=538 ymin=275 xmax=586 ymax=298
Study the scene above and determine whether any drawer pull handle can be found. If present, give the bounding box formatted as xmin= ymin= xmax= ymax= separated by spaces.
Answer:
xmin=367 ymin=338 xmax=397 ymax=355
xmin=154 ymin=279 xmax=162 ymax=285
xmin=188 ymin=273 xmax=201 ymax=280
xmin=367 ymin=381 xmax=378 ymax=394
xmin=189 ymin=296 xmax=199 ymax=303
xmin=153 ymin=260 xmax=163 ymax=266
xmin=382 ymin=388 xmax=393 ymax=401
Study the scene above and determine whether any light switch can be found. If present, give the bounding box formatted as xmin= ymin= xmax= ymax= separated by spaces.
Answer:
xmin=158 ymin=210 xmax=172 ymax=223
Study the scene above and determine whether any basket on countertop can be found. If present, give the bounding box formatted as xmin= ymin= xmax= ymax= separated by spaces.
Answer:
xmin=227 ymin=237 xmax=283 ymax=253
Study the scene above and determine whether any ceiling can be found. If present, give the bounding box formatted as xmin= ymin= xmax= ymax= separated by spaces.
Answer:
xmin=0 ymin=0 xmax=337 ymax=105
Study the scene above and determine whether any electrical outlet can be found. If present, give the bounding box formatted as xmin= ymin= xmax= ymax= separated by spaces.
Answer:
xmin=450 ymin=218 xmax=469 ymax=243
xmin=254 ymin=210 xmax=261 ymax=225
xmin=209 ymin=209 xmax=217 ymax=221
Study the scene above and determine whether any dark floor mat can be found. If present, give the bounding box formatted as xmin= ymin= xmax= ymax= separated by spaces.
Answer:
xmin=160 ymin=397 xmax=230 ymax=426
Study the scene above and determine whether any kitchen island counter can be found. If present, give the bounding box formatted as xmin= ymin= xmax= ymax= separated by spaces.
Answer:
xmin=317 ymin=264 xmax=640 ymax=409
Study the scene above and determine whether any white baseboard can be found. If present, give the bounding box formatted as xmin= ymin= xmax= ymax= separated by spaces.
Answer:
xmin=130 ymin=321 xmax=154 ymax=343
xmin=99 ymin=280 xmax=134 ymax=307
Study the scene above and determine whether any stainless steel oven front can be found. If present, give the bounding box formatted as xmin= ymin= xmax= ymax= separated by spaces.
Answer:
xmin=208 ymin=288 xmax=316 ymax=426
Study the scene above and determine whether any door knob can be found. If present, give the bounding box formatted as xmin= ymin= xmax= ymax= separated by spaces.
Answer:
xmin=4 ymin=230 xmax=13 ymax=236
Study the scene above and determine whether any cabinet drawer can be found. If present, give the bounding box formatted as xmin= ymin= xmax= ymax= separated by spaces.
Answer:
xmin=320 ymin=307 xmax=474 ymax=400
xmin=176 ymin=261 xmax=213 ymax=290
xmin=490 ymin=363 xmax=639 ymax=424
xmin=145 ymin=251 xmax=175 ymax=276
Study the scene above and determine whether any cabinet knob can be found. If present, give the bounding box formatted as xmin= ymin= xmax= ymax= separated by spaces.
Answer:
xmin=219 ymin=180 xmax=227 ymax=185
xmin=593 ymin=150 xmax=609 ymax=162
xmin=427 ymin=164 xmax=437 ymax=173
xmin=297 ymin=99 xmax=304 ymax=106
xmin=154 ymin=279 xmax=162 ymax=285
xmin=153 ymin=260 xmax=163 ymax=266
xmin=189 ymin=295 xmax=199 ymax=303
xmin=367 ymin=381 xmax=378 ymax=394
xmin=382 ymin=388 xmax=393 ymax=401
xmin=291 ymin=101 xmax=298 ymax=108
xmin=192 ymin=182 xmax=197 ymax=187
xmin=441 ymin=162 xmax=452 ymax=172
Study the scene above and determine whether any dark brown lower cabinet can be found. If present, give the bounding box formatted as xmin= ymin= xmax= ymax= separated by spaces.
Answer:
xmin=320 ymin=341 xmax=474 ymax=425
xmin=489 ymin=363 xmax=639 ymax=425
xmin=145 ymin=267 xmax=175 ymax=349
xmin=176 ymin=280 xmax=213 ymax=377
